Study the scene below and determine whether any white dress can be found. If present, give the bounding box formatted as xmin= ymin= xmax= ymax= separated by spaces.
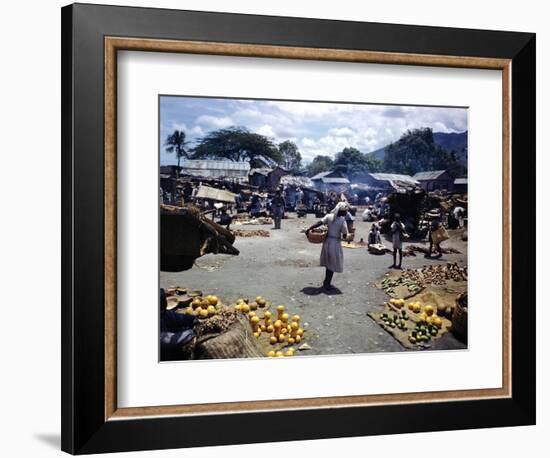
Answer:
xmin=319 ymin=214 xmax=349 ymax=273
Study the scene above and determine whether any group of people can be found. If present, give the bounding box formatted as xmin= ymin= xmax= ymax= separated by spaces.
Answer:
xmin=305 ymin=202 xmax=448 ymax=291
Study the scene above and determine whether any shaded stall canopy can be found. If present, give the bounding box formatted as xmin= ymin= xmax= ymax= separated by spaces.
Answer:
xmin=160 ymin=205 xmax=239 ymax=272
xmin=385 ymin=187 xmax=426 ymax=233
xmin=195 ymin=184 xmax=237 ymax=204
xmin=249 ymin=166 xmax=289 ymax=190
xmin=361 ymin=173 xmax=419 ymax=192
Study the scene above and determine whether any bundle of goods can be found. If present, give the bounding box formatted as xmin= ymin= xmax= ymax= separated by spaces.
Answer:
xmin=404 ymin=245 xmax=461 ymax=257
xmin=234 ymin=216 xmax=273 ymax=225
xmin=367 ymin=243 xmax=389 ymax=254
xmin=160 ymin=204 xmax=239 ymax=272
xmin=168 ymin=290 xmax=265 ymax=359
xmin=232 ymin=229 xmax=270 ymax=238
xmin=431 ymin=226 xmax=450 ymax=244
xmin=451 ymin=292 xmax=468 ymax=343
xmin=342 ymin=239 xmax=370 ymax=249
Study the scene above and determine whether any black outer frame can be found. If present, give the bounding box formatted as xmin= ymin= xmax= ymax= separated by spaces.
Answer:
xmin=61 ymin=3 xmax=536 ymax=454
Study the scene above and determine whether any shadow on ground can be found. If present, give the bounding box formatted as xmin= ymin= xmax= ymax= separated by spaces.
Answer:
xmin=301 ymin=286 xmax=342 ymax=296
xmin=34 ymin=433 xmax=60 ymax=449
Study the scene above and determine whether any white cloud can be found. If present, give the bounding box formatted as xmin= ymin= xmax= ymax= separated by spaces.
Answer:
xmin=256 ymin=124 xmax=275 ymax=137
xmin=190 ymin=125 xmax=204 ymax=136
xmin=195 ymin=115 xmax=233 ymax=129
xmin=328 ymin=127 xmax=355 ymax=137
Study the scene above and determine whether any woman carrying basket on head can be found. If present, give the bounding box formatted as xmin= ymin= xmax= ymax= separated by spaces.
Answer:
xmin=306 ymin=202 xmax=350 ymax=291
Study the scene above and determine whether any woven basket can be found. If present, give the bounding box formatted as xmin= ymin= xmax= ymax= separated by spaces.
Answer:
xmin=306 ymin=230 xmax=327 ymax=244
xmin=451 ymin=292 xmax=468 ymax=342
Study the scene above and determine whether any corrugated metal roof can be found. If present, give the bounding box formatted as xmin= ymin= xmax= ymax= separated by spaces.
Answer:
xmin=369 ymin=173 xmax=418 ymax=184
xmin=280 ymin=176 xmax=314 ymax=187
xmin=412 ymin=170 xmax=447 ymax=180
xmin=454 ymin=178 xmax=468 ymax=185
xmin=249 ymin=168 xmax=272 ymax=176
xmin=322 ymin=177 xmax=350 ymax=184
xmin=181 ymin=160 xmax=250 ymax=171
xmin=311 ymin=171 xmax=333 ymax=180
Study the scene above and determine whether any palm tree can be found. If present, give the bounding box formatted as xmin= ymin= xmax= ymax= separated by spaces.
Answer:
xmin=165 ymin=130 xmax=189 ymax=177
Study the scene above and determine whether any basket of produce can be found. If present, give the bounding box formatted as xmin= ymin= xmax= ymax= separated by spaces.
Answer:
xmin=451 ymin=292 xmax=468 ymax=342
xmin=306 ymin=228 xmax=327 ymax=244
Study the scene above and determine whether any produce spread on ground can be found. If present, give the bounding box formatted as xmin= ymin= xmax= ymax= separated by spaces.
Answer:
xmin=369 ymin=262 xmax=468 ymax=349
xmin=166 ymin=287 xmax=308 ymax=358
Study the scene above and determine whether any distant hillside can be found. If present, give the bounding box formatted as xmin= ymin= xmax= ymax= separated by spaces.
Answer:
xmin=367 ymin=131 xmax=468 ymax=167
xmin=433 ymin=131 xmax=468 ymax=167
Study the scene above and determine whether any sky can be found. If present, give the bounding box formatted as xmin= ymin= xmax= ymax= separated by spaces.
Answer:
xmin=159 ymin=96 xmax=467 ymax=165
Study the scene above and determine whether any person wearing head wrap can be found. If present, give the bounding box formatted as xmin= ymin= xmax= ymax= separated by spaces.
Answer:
xmin=306 ymin=201 xmax=350 ymax=291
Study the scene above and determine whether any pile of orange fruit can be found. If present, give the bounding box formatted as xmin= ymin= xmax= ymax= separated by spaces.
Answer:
xmin=234 ymin=297 xmax=305 ymax=357
xmin=184 ymin=295 xmax=221 ymax=319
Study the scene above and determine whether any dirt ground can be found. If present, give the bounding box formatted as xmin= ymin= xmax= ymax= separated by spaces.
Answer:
xmin=160 ymin=210 xmax=468 ymax=356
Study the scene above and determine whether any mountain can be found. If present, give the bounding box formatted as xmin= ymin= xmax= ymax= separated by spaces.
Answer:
xmin=433 ymin=131 xmax=468 ymax=167
xmin=367 ymin=131 xmax=468 ymax=167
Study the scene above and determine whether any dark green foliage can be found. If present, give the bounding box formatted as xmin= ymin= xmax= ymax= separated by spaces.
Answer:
xmin=383 ymin=128 xmax=466 ymax=177
xmin=192 ymin=126 xmax=282 ymax=168
xmin=278 ymin=140 xmax=302 ymax=173
xmin=333 ymin=147 xmax=382 ymax=179
xmin=433 ymin=131 xmax=468 ymax=167
xmin=165 ymin=130 xmax=190 ymax=175
xmin=306 ymin=155 xmax=334 ymax=176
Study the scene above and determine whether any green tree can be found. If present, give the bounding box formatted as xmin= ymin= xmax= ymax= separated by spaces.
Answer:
xmin=165 ymin=130 xmax=190 ymax=177
xmin=332 ymin=147 xmax=382 ymax=180
xmin=278 ymin=140 xmax=302 ymax=173
xmin=306 ymin=155 xmax=334 ymax=176
xmin=383 ymin=128 xmax=465 ymax=177
xmin=192 ymin=127 xmax=282 ymax=168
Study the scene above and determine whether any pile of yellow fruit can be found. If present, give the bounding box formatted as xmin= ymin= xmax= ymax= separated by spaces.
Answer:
xmin=233 ymin=300 xmax=305 ymax=357
xmin=406 ymin=302 xmax=443 ymax=328
xmin=404 ymin=300 xmax=444 ymax=345
xmin=184 ymin=295 xmax=221 ymax=319
xmin=389 ymin=298 xmax=406 ymax=308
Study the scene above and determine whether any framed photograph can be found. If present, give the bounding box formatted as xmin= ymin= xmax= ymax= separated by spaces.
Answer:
xmin=61 ymin=3 xmax=536 ymax=454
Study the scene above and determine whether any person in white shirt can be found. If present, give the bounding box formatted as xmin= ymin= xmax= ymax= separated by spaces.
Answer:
xmin=390 ymin=213 xmax=407 ymax=269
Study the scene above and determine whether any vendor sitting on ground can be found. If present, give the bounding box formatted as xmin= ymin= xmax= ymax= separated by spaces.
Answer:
xmin=306 ymin=201 xmax=350 ymax=292
xmin=160 ymin=289 xmax=197 ymax=361
xmin=218 ymin=207 xmax=232 ymax=230
xmin=390 ymin=213 xmax=408 ymax=269
xmin=367 ymin=223 xmax=381 ymax=247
